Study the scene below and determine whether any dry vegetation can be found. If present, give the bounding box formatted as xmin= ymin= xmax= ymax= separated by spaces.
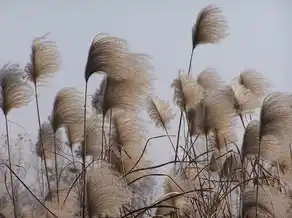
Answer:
xmin=0 ymin=4 xmax=290 ymax=218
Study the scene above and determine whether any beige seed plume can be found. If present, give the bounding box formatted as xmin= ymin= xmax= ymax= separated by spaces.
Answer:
xmin=197 ymin=68 xmax=224 ymax=89
xmin=36 ymin=121 xmax=55 ymax=160
xmin=196 ymin=88 xmax=236 ymax=135
xmin=25 ymin=33 xmax=60 ymax=84
xmin=225 ymin=84 xmax=260 ymax=116
xmin=0 ymin=63 xmax=33 ymax=115
xmin=242 ymin=185 xmax=292 ymax=218
xmin=93 ymin=74 xmax=152 ymax=116
xmin=192 ymin=5 xmax=228 ymax=49
xmin=87 ymin=163 xmax=132 ymax=218
xmin=238 ymin=69 xmax=269 ymax=96
xmin=171 ymin=70 xmax=204 ymax=111
xmin=259 ymin=92 xmax=292 ymax=141
xmin=50 ymin=87 xmax=84 ymax=133
xmin=109 ymin=111 xmax=151 ymax=187
xmin=147 ymin=97 xmax=175 ymax=129
xmin=85 ymin=33 xmax=152 ymax=81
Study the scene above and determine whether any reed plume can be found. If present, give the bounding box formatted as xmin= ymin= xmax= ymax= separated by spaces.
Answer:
xmin=192 ymin=5 xmax=228 ymax=50
xmin=87 ymin=163 xmax=132 ymax=218
xmin=0 ymin=63 xmax=33 ymax=217
xmin=171 ymin=70 xmax=204 ymax=112
xmin=147 ymin=97 xmax=175 ymax=130
xmin=242 ymin=185 xmax=292 ymax=217
xmin=197 ymin=68 xmax=224 ymax=90
xmin=50 ymin=87 xmax=84 ymax=204
xmin=25 ymin=33 xmax=60 ymax=200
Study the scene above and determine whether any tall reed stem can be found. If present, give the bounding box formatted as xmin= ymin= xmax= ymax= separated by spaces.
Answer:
xmin=4 ymin=115 xmax=17 ymax=218
xmin=53 ymin=134 xmax=59 ymax=204
xmin=82 ymin=82 xmax=88 ymax=218
xmin=174 ymin=48 xmax=195 ymax=167
xmin=33 ymin=84 xmax=52 ymax=199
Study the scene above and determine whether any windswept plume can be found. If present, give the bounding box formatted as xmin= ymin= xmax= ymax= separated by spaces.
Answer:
xmin=87 ymin=163 xmax=132 ymax=218
xmin=192 ymin=5 xmax=228 ymax=49
xmin=109 ymin=111 xmax=152 ymax=188
xmin=36 ymin=121 xmax=55 ymax=160
xmin=85 ymin=33 xmax=152 ymax=81
xmin=238 ymin=69 xmax=269 ymax=96
xmin=224 ymin=85 xmax=259 ymax=116
xmin=196 ymin=88 xmax=236 ymax=135
xmin=92 ymin=74 xmax=152 ymax=116
xmin=197 ymin=68 xmax=224 ymax=89
xmin=259 ymin=92 xmax=292 ymax=140
xmin=171 ymin=70 xmax=204 ymax=111
xmin=0 ymin=63 xmax=33 ymax=115
xmin=242 ymin=185 xmax=292 ymax=217
xmin=51 ymin=87 xmax=84 ymax=133
xmin=147 ymin=97 xmax=175 ymax=129
xmin=25 ymin=33 xmax=60 ymax=84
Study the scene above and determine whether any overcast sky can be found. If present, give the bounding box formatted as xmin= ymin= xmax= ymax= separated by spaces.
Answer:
xmin=0 ymin=1 xmax=292 ymax=165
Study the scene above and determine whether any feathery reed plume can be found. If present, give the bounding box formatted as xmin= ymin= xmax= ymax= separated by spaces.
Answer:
xmin=171 ymin=70 xmax=204 ymax=112
xmin=197 ymin=68 xmax=224 ymax=89
xmin=36 ymin=121 xmax=55 ymax=160
xmin=242 ymin=185 xmax=292 ymax=217
xmin=0 ymin=63 xmax=33 ymax=114
xmin=93 ymin=73 xmax=152 ymax=116
xmin=147 ymin=97 xmax=175 ymax=130
xmin=70 ymin=115 xmax=104 ymax=158
xmin=171 ymin=71 xmax=204 ymax=162
xmin=51 ymin=87 xmax=84 ymax=132
xmin=25 ymin=33 xmax=60 ymax=84
xmin=192 ymin=5 xmax=228 ymax=50
xmin=85 ymin=33 xmax=152 ymax=81
xmin=87 ymin=163 xmax=132 ymax=218
xmin=223 ymin=85 xmax=257 ymax=123
xmin=259 ymin=92 xmax=292 ymax=141
xmin=110 ymin=110 xmax=152 ymax=189
xmin=238 ymin=69 xmax=269 ymax=96
xmin=25 ymin=33 xmax=60 ymax=201
xmin=65 ymin=123 xmax=84 ymax=149
xmin=187 ymin=5 xmax=228 ymax=76
xmin=50 ymin=87 xmax=84 ymax=204
xmin=196 ymin=88 xmax=235 ymax=136
xmin=0 ymin=63 xmax=33 ymax=217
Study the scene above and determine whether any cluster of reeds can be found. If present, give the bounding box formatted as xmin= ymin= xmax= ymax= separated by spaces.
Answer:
xmin=0 ymin=4 xmax=290 ymax=218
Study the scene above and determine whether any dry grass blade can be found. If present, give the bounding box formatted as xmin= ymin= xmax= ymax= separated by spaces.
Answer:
xmin=192 ymin=5 xmax=228 ymax=49
xmin=25 ymin=33 xmax=60 ymax=84
xmin=51 ymin=87 xmax=84 ymax=133
xmin=171 ymin=70 xmax=204 ymax=111
xmin=87 ymin=163 xmax=132 ymax=218
xmin=36 ymin=121 xmax=55 ymax=160
xmin=242 ymin=185 xmax=292 ymax=217
xmin=147 ymin=97 xmax=175 ymax=129
xmin=0 ymin=63 xmax=33 ymax=115
xmin=238 ymin=69 xmax=269 ymax=96
xmin=85 ymin=33 xmax=152 ymax=81
xmin=197 ymin=68 xmax=224 ymax=89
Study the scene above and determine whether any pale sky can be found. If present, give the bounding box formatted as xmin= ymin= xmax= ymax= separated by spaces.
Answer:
xmin=0 ymin=1 xmax=292 ymax=166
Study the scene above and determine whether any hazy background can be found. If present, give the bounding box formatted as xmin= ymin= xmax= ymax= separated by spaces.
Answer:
xmin=0 ymin=1 xmax=292 ymax=167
